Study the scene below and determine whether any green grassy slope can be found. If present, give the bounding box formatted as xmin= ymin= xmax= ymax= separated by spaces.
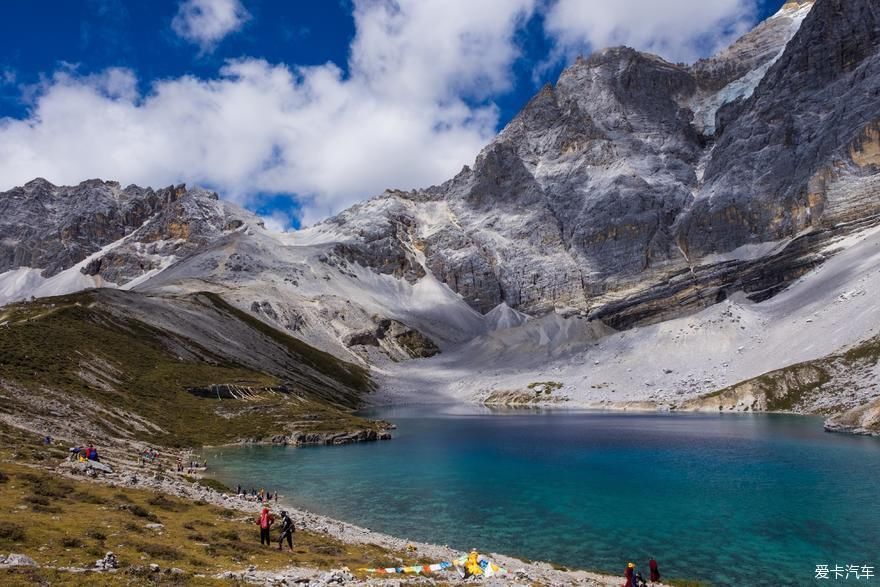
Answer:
xmin=0 ymin=290 xmax=380 ymax=447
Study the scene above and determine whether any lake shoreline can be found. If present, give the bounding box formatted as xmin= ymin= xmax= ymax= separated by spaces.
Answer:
xmin=210 ymin=406 xmax=880 ymax=586
xmin=54 ymin=437 xmax=658 ymax=586
xmin=0 ymin=416 xmax=661 ymax=587
xmin=441 ymin=394 xmax=870 ymax=437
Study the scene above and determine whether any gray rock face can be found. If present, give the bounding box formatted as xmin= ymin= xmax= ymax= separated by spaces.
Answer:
xmin=0 ymin=178 xmax=252 ymax=285
xmin=679 ymin=0 xmax=880 ymax=260
xmin=343 ymin=318 xmax=440 ymax=360
xmin=302 ymin=0 xmax=880 ymax=327
xmin=690 ymin=0 xmax=815 ymax=91
xmin=407 ymin=47 xmax=702 ymax=315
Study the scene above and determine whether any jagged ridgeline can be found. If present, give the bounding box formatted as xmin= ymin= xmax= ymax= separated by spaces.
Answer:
xmin=0 ymin=289 xmax=382 ymax=447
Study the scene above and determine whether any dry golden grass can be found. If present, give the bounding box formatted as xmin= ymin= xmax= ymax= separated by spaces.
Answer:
xmin=0 ymin=461 xmax=410 ymax=586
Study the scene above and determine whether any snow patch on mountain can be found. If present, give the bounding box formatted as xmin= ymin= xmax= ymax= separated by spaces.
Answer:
xmin=691 ymin=58 xmax=778 ymax=135
xmin=690 ymin=0 xmax=814 ymax=135
xmin=375 ymin=221 xmax=880 ymax=407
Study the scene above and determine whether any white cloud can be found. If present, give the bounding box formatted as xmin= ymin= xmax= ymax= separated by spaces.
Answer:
xmin=0 ymin=1 xmax=765 ymax=226
xmin=259 ymin=210 xmax=293 ymax=233
xmin=172 ymin=0 xmax=250 ymax=53
xmin=0 ymin=0 xmax=534 ymax=226
xmin=544 ymin=0 xmax=758 ymax=65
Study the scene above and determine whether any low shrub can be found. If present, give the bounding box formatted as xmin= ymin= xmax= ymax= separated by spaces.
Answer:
xmin=85 ymin=528 xmax=107 ymax=541
xmin=0 ymin=522 xmax=25 ymax=542
xmin=61 ymin=536 xmax=83 ymax=548
xmin=135 ymin=542 xmax=180 ymax=560
xmin=216 ymin=529 xmax=239 ymax=542
xmin=119 ymin=504 xmax=160 ymax=522
xmin=73 ymin=491 xmax=107 ymax=505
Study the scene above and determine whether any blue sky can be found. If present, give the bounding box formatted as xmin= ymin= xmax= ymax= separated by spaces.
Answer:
xmin=0 ymin=0 xmax=787 ymax=229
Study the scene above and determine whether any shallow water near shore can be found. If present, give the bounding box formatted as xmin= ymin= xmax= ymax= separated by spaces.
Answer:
xmin=205 ymin=407 xmax=880 ymax=585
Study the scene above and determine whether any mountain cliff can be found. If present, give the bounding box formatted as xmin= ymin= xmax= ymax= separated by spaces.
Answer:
xmin=1 ymin=0 xmax=879 ymax=432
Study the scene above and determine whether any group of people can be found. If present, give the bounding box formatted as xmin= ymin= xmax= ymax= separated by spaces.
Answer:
xmin=139 ymin=448 xmax=160 ymax=465
xmin=69 ymin=444 xmax=100 ymax=462
xmin=237 ymin=486 xmax=278 ymax=503
xmin=256 ymin=507 xmax=296 ymax=551
xmin=624 ymin=559 xmax=661 ymax=586
xmin=176 ymin=458 xmax=207 ymax=474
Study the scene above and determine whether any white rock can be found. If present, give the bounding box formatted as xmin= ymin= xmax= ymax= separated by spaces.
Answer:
xmin=4 ymin=554 xmax=38 ymax=567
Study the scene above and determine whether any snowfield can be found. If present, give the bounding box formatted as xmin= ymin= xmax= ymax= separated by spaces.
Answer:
xmin=374 ymin=223 xmax=880 ymax=408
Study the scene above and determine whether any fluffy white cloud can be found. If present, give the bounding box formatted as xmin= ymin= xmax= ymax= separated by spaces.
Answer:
xmin=0 ymin=0 xmax=765 ymax=226
xmin=544 ymin=0 xmax=758 ymax=65
xmin=0 ymin=0 xmax=534 ymax=225
xmin=172 ymin=0 xmax=250 ymax=53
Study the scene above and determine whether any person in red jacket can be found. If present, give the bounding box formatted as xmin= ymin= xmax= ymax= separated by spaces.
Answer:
xmin=649 ymin=559 xmax=661 ymax=583
xmin=624 ymin=562 xmax=635 ymax=587
xmin=256 ymin=507 xmax=275 ymax=546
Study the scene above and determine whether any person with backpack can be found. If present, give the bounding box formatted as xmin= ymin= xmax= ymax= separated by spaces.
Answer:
xmin=277 ymin=510 xmax=295 ymax=551
xmin=256 ymin=507 xmax=275 ymax=546
xmin=624 ymin=562 xmax=635 ymax=587
xmin=649 ymin=559 xmax=661 ymax=583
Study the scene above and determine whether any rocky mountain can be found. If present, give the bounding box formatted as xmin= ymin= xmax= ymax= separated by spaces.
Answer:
xmin=1 ymin=0 xmax=880 ymax=433
xmin=0 ymin=179 xmax=255 ymax=302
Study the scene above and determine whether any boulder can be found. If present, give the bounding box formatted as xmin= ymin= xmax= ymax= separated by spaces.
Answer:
xmin=94 ymin=551 xmax=119 ymax=571
xmin=3 ymin=553 xmax=38 ymax=567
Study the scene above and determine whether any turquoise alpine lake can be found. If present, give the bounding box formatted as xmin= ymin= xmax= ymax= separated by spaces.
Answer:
xmin=204 ymin=408 xmax=880 ymax=586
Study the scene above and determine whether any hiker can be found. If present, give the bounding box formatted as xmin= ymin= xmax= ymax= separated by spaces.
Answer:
xmin=256 ymin=507 xmax=275 ymax=546
xmin=237 ymin=484 xmax=242 ymax=495
xmin=624 ymin=562 xmax=635 ymax=587
xmin=277 ymin=510 xmax=295 ymax=551
xmin=649 ymin=559 xmax=660 ymax=583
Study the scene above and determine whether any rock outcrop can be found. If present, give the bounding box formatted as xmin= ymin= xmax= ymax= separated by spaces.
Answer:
xmin=678 ymin=0 xmax=880 ymax=260
xmin=343 ymin=318 xmax=440 ymax=361
xmin=250 ymin=429 xmax=393 ymax=446
xmin=0 ymin=178 xmax=254 ymax=286
xmin=681 ymin=333 xmax=880 ymax=434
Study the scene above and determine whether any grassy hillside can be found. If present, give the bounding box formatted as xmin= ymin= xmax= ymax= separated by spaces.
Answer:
xmin=0 ymin=459 xmax=409 ymax=586
xmin=0 ymin=290 xmax=380 ymax=447
xmin=685 ymin=334 xmax=880 ymax=434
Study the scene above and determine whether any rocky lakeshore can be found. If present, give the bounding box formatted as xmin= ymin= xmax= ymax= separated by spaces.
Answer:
xmin=235 ymin=427 xmax=394 ymax=447
xmin=0 ymin=438 xmax=667 ymax=587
